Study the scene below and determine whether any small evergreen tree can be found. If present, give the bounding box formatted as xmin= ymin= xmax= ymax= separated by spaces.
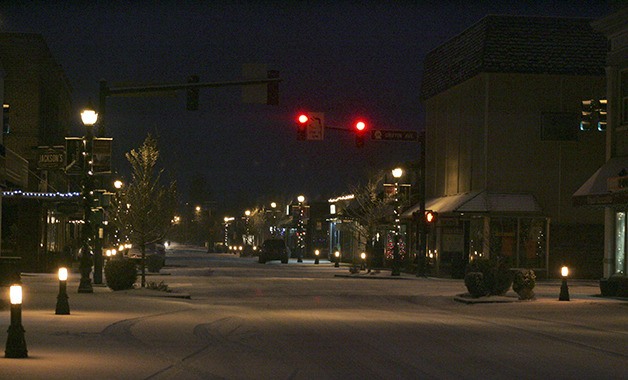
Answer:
xmin=112 ymin=135 xmax=177 ymax=287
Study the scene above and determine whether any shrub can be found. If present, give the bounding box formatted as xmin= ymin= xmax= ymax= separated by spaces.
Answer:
xmin=513 ymin=269 xmax=536 ymax=300
xmin=513 ymin=269 xmax=536 ymax=292
xmin=465 ymin=257 xmax=513 ymax=296
xmin=105 ymin=259 xmax=137 ymax=291
xmin=465 ymin=272 xmax=489 ymax=297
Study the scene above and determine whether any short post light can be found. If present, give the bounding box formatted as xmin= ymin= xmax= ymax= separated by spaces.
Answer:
xmin=56 ymin=267 xmax=70 ymax=315
xmin=360 ymin=252 xmax=367 ymax=271
xmin=334 ymin=251 xmax=340 ymax=268
xmin=5 ymin=284 xmax=28 ymax=358
xmin=314 ymin=249 xmax=320 ymax=265
xmin=559 ymin=266 xmax=570 ymax=301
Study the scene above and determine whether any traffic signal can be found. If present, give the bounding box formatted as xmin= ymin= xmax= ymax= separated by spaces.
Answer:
xmin=597 ymin=98 xmax=607 ymax=131
xmin=187 ymin=75 xmax=199 ymax=111
xmin=295 ymin=112 xmax=324 ymax=141
xmin=355 ymin=120 xmax=367 ymax=147
xmin=425 ymin=210 xmax=438 ymax=224
xmin=297 ymin=113 xmax=308 ymax=141
xmin=580 ymin=99 xmax=593 ymax=131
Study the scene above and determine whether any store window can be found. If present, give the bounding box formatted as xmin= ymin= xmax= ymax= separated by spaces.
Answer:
xmin=615 ymin=212 xmax=626 ymax=275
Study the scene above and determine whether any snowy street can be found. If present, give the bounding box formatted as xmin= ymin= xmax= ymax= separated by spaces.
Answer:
xmin=1 ymin=245 xmax=627 ymax=379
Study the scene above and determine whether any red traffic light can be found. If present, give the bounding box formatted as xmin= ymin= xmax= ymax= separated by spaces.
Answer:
xmin=298 ymin=114 xmax=309 ymax=124
xmin=355 ymin=121 xmax=366 ymax=132
xmin=425 ymin=210 xmax=438 ymax=223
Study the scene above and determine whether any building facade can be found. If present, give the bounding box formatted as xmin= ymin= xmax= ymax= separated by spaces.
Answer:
xmin=0 ymin=33 xmax=76 ymax=271
xmin=414 ymin=15 xmax=607 ymax=278
xmin=574 ymin=7 xmax=628 ymax=282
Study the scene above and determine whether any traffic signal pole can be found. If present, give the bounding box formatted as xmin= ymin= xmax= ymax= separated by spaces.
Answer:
xmin=417 ymin=131 xmax=427 ymax=277
xmin=90 ymin=73 xmax=281 ymax=284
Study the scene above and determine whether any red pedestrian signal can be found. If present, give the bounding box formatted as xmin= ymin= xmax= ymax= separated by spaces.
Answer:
xmin=355 ymin=120 xmax=367 ymax=148
xmin=298 ymin=114 xmax=309 ymax=124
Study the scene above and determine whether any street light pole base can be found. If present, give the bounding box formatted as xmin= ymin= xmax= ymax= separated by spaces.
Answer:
xmin=559 ymin=279 xmax=570 ymax=301
xmin=78 ymin=279 xmax=93 ymax=294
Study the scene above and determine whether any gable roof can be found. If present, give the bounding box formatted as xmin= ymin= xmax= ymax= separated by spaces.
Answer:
xmin=420 ymin=15 xmax=607 ymax=101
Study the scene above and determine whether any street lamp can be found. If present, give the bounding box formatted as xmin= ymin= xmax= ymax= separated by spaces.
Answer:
xmin=55 ymin=267 xmax=70 ymax=315
xmin=78 ymin=104 xmax=98 ymax=293
xmin=559 ymin=266 xmax=570 ymax=301
xmin=334 ymin=250 xmax=340 ymax=267
xmin=5 ymin=284 xmax=27 ymax=358
xmin=314 ymin=249 xmax=320 ymax=265
xmin=244 ymin=210 xmax=251 ymax=246
xmin=270 ymin=202 xmax=278 ymax=237
xmin=360 ymin=252 xmax=367 ymax=271
xmin=391 ymin=168 xmax=403 ymax=276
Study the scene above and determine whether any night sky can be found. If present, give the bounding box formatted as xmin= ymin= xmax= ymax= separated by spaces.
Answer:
xmin=0 ymin=1 xmax=613 ymax=215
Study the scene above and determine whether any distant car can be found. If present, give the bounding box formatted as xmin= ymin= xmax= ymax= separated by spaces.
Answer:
xmin=126 ymin=243 xmax=166 ymax=272
xmin=258 ymin=239 xmax=290 ymax=264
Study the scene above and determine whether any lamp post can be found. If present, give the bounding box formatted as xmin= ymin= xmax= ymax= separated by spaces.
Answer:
xmin=297 ymin=195 xmax=305 ymax=263
xmin=55 ymin=267 xmax=70 ymax=315
xmin=78 ymin=105 xmax=98 ymax=293
xmin=270 ymin=202 xmax=278 ymax=237
xmin=559 ymin=266 xmax=570 ymax=301
xmin=314 ymin=249 xmax=320 ymax=265
xmin=334 ymin=250 xmax=340 ymax=267
xmin=391 ymin=168 xmax=403 ymax=276
xmin=244 ymin=210 xmax=251 ymax=246
xmin=360 ymin=252 xmax=367 ymax=271
xmin=5 ymin=284 xmax=27 ymax=358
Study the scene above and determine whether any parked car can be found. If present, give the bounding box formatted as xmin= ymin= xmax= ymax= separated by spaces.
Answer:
xmin=258 ymin=239 xmax=290 ymax=264
xmin=126 ymin=243 xmax=166 ymax=272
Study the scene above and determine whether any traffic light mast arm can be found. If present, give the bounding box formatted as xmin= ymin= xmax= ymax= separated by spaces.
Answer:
xmin=102 ymin=77 xmax=282 ymax=97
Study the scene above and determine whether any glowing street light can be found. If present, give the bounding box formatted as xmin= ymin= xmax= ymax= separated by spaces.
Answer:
xmin=5 ymin=284 xmax=27 ymax=358
xmin=334 ymin=251 xmax=340 ymax=268
xmin=391 ymin=167 xmax=404 ymax=276
xmin=79 ymin=103 xmax=99 ymax=292
xmin=55 ymin=267 xmax=70 ymax=315
xmin=559 ymin=266 xmax=570 ymax=301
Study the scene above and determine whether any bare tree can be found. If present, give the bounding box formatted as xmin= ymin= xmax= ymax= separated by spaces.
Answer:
xmin=112 ymin=134 xmax=177 ymax=287
xmin=345 ymin=170 xmax=394 ymax=261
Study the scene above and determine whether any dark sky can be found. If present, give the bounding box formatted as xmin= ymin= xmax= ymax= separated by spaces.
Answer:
xmin=0 ymin=1 xmax=614 ymax=215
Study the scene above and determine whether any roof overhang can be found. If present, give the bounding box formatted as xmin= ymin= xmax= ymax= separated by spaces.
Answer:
xmin=401 ymin=190 xmax=543 ymax=218
xmin=573 ymin=156 xmax=628 ymax=207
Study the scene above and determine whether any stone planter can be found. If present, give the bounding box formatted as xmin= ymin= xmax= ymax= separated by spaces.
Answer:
xmin=515 ymin=287 xmax=535 ymax=300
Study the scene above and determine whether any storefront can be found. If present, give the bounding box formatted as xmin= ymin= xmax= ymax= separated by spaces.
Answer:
xmin=403 ymin=190 xmax=549 ymax=278
xmin=573 ymin=156 xmax=628 ymax=277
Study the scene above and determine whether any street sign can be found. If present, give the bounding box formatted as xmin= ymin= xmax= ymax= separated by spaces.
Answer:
xmin=36 ymin=146 xmax=65 ymax=170
xmin=371 ymin=129 xmax=418 ymax=142
xmin=306 ymin=112 xmax=324 ymax=141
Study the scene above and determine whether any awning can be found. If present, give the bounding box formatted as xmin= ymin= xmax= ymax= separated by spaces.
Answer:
xmin=401 ymin=190 xmax=543 ymax=218
xmin=573 ymin=156 xmax=628 ymax=206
